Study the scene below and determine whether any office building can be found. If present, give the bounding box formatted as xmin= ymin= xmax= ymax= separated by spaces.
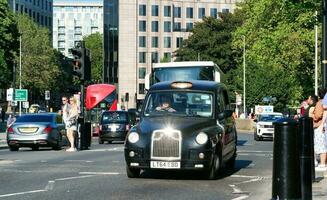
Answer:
xmin=8 ymin=0 xmax=53 ymax=29
xmin=52 ymin=0 xmax=103 ymax=57
xmin=104 ymin=0 xmax=240 ymax=108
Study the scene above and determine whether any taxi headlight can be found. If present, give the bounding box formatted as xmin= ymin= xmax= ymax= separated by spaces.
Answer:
xmin=196 ymin=132 xmax=208 ymax=145
xmin=128 ymin=132 xmax=139 ymax=143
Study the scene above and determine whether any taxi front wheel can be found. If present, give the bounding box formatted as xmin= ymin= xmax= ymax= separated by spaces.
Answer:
xmin=126 ymin=166 xmax=140 ymax=178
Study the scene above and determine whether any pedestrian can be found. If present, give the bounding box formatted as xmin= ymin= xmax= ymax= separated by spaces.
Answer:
xmin=308 ymin=95 xmax=318 ymax=118
xmin=65 ymin=96 xmax=79 ymax=152
xmin=6 ymin=114 xmax=16 ymax=128
xmin=314 ymin=88 xmax=327 ymax=171
xmin=61 ymin=96 xmax=70 ymax=125
xmin=1 ymin=107 xmax=5 ymax=123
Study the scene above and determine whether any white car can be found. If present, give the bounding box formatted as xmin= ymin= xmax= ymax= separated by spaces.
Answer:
xmin=254 ymin=112 xmax=283 ymax=141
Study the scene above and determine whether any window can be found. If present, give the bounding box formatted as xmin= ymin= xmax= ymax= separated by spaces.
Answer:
xmin=210 ymin=8 xmax=217 ymax=18
xmin=139 ymin=84 xmax=145 ymax=94
xmin=151 ymin=21 xmax=158 ymax=32
xmin=164 ymin=37 xmax=171 ymax=48
xmin=163 ymin=52 xmax=171 ymax=62
xmin=152 ymin=5 xmax=159 ymax=16
xmin=176 ymin=37 xmax=183 ymax=48
xmin=164 ymin=21 xmax=171 ymax=32
xmin=139 ymin=20 xmax=146 ymax=32
xmin=186 ymin=23 xmax=193 ymax=31
xmin=198 ymin=8 xmax=205 ymax=19
xmin=151 ymin=52 xmax=159 ymax=63
xmin=186 ymin=7 xmax=193 ymax=18
xmin=152 ymin=37 xmax=158 ymax=48
xmin=164 ymin=6 xmax=171 ymax=17
xmin=139 ymin=68 xmax=146 ymax=79
xmin=222 ymin=8 xmax=229 ymax=13
xmin=139 ymin=52 xmax=146 ymax=63
xmin=139 ymin=36 xmax=146 ymax=48
xmin=173 ymin=22 xmax=181 ymax=32
xmin=139 ymin=4 xmax=146 ymax=16
xmin=174 ymin=7 xmax=181 ymax=18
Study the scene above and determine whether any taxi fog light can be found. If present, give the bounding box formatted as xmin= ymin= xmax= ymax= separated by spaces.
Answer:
xmin=129 ymin=151 xmax=135 ymax=157
xmin=196 ymin=132 xmax=208 ymax=145
xmin=130 ymin=163 xmax=139 ymax=167
xmin=195 ymin=164 xmax=204 ymax=168
xmin=199 ymin=153 xmax=205 ymax=159
xmin=128 ymin=132 xmax=139 ymax=143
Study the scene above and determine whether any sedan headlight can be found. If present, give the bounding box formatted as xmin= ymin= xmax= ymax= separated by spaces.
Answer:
xmin=196 ymin=132 xmax=208 ymax=145
xmin=128 ymin=132 xmax=139 ymax=143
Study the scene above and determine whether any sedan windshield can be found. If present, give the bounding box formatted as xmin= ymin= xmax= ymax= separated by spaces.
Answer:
xmin=259 ymin=115 xmax=283 ymax=122
xmin=144 ymin=91 xmax=213 ymax=118
xmin=15 ymin=115 xmax=53 ymax=123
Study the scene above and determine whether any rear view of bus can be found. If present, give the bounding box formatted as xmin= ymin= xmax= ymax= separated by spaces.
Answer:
xmin=145 ymin=61 xmax=223 ymax=90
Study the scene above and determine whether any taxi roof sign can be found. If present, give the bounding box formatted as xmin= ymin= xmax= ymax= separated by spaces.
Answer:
xmin=171 ymin=82 xmax=192 ymax=89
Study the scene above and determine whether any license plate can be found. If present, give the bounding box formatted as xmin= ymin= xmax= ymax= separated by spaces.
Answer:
xmin=267 ymin=128 xmax=274 ymax=131
xmin=150 ymin=161 xmax=180 ymax=169
xmin=18 ymin=127 xmax=38 ymax=133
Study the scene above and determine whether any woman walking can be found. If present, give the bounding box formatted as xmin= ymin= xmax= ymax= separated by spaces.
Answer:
xmin=66 ymin=96 xmax=79 ymax=152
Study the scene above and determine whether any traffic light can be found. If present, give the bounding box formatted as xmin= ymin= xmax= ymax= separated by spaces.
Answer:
xmin=71 ymin=47 xmax=86 ymax=80
xmin=70 ymin=47 xmax=91 ymax=81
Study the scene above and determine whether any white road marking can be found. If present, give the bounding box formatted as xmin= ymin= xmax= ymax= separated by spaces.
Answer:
xmin=79 ymin=172 xmax=120 ymax=175
xmin=55 ymin=175 xmax=95 ymax=181
xmin=0 ymin=190 xmax=47 ymax=198
xmin=64 ymin=160 xmax=94 ymax=163
xmin=231 ymin=195 xmax=249 ymax=200
xmin=238 ymin=150 xmax=272 ymax=153
xmin=88 ymin=147 xmax=124 ymax=152
xmin=45 ymin=181 xmax=55 ymax=191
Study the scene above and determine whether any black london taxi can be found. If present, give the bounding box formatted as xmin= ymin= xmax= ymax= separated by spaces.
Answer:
xmin=99 ymin=111 xmax=136 ymax=144
xmin=124 ymin=80 xmax=237 ymax=179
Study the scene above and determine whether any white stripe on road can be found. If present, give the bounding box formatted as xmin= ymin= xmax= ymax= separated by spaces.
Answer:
xmin=88 ymin=147 xmax=124 ymax=152
xmin=55 ymin=175 xmax=96 ymax=181
xmin=79 ymin=172 xmax=120 ymax=175
xmin=238 ymin=150 xmax=272 ymax=153
xmin=0 ymin=190 xmax=47 ymax=198
xmin=231 ymin=195 xmax=249 ymax=200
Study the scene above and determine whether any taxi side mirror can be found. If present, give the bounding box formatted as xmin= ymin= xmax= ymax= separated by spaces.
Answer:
xmin=218 ymin=110 xmax=233 ymax=120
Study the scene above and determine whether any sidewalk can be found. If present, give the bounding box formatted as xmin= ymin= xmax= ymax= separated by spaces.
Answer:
xmin=313 ymin=170 xmax=327 ymax=199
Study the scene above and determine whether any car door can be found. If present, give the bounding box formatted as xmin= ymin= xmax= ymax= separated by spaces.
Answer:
xmin=217 ymin=89 xmax=235 ymax=157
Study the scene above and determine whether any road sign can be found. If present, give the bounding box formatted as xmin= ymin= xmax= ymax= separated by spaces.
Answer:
xmin=6 ymin=88 xmax=14 ymax=101
xmin=15 ymin=89 xmax=28 ymax=101
xmin=22 ymin=101 xmax=29 ymax=109
xmin=45 ymin=90 xmax=50 ymax=100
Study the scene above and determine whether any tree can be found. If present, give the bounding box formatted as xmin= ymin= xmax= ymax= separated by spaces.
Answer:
xmin=232 ymin=0 xmax=320 ymax=111
xmin=175 ymin=11 xmax=244 ymax=74
xmin=0 ymin=0 xmax=19 ymax=88
xmin=15 ymin=14 xmax=63 ymax=102
xmin=83 ymin=32 xmax=103 ymax=83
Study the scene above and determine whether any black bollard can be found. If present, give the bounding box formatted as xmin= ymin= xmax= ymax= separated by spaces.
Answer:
xmin=298 ymin=117 xmax=313 ymax=200
xmin=84 ymin=121 xmax=92 ymax=148
xmin=272 ymin=118 xmax=301 ymax=200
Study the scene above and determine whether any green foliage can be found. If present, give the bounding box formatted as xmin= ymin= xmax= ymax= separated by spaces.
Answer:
xmin=175 ymin=12 xmax=244 ymax=73
xmin=0 ymin=0 xmax=19 ymax=88
xmin=83 ymin=32 xmax=103 ymax=83
xmin=15 ymin=14 xmax=62 ymax=96
xmin=232 ymin=0 xmax=320 ymax=111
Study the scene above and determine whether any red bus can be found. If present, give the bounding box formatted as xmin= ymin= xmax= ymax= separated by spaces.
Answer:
xmin=85 ymin=84 xmax=117 ymax=136
xmin=85 ymin=84 xmax=117 ymax=111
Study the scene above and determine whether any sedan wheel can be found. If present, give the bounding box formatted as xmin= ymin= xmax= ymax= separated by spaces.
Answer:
xmin=32 ymin=146 xmax=39 ymax=151
xmin=99 ymin=138 xmax=104 ymax=144
xmin=9 ymin=146 xmax=19 ymax=151
xmin=254 ymin=132 xmax=259 ymax=141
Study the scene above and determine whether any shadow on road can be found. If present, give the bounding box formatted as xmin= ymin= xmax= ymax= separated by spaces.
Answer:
xmin=138 ymin=159 xmax=252 ymax=180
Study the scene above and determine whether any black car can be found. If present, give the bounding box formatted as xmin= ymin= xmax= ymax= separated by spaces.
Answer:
xmin=124 ymin=80 xmax=237 ymax=179
xmin=99 ymin=111 xmax=136 ymax=144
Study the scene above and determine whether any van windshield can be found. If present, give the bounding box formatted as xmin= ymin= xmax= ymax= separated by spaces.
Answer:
xmin=144 ymin=91 xmax=213 ymax=118
xmin=151 ymin=66 xmax=214 ymax=84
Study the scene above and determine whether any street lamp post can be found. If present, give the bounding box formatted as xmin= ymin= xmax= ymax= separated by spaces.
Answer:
xmin=242 ymin=35 xmax=246 ymax=116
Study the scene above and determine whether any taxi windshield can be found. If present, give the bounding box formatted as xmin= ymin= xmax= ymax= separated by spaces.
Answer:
xmin=144 ymin=91 xmax=213 ymax=118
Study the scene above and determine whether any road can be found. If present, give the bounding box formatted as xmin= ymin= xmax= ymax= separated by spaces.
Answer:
xmin=0 ymin=131 xmax=274 ymax=200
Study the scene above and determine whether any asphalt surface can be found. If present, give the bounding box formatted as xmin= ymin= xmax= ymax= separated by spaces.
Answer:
xmin=0 ymin=130 xmax=325 ymax=200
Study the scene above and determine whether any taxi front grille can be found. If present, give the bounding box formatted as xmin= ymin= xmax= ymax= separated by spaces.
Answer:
xmin=151 ymin=130 xmax=181 ymax=160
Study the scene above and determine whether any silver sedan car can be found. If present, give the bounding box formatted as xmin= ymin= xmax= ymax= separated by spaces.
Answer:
xmin=7 ymin=113 xmax=65 ymax=151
